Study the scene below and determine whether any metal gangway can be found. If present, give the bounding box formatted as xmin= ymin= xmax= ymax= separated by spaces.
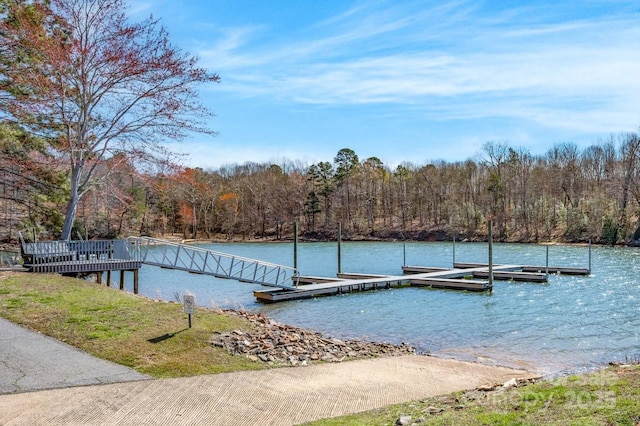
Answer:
xmin=129 ymin=237 xmax=300 ymax=290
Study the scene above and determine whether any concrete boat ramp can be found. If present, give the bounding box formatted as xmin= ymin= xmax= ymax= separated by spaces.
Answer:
xmin=253 ymin=263 xmax=589 ymax=302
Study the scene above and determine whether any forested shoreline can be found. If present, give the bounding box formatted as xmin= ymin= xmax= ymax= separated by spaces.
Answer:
xmin=3 ymin=132 xmax=640 ymax=246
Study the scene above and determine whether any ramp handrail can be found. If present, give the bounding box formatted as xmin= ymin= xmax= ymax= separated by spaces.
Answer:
xmin=128 ymin=237 xmax=299 ymax=289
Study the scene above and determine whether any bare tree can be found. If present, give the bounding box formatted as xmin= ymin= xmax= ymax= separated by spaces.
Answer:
xmin=0 ymin=0 xmax=219 ymax=239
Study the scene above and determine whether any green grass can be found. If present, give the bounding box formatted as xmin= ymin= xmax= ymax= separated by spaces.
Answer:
xmin=0 ymin=272 xmax=267 ymax=377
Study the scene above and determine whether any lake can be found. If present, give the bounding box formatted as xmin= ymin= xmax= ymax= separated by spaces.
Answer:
xmin=125 ymin=241 xmax=640 ymax=377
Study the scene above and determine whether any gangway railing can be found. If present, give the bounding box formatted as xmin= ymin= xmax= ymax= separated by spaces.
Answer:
xmin=129 ymin=237 xmax=299 ymax=290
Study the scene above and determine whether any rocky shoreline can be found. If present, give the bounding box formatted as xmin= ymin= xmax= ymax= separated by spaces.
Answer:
xmin=211 ymin=309 xmax=416 ymax=366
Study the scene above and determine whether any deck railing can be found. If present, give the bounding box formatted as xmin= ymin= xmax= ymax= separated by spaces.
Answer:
xmin=20 ymin=238 xmax=142 ymax=273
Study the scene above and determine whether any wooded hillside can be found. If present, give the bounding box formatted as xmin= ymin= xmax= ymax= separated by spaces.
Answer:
xmin=4 ymin=134 xmax=640 ymax=246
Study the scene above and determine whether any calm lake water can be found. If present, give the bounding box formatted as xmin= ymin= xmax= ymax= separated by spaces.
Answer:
xmin=126 ymin=241 xmax=640 ymax=377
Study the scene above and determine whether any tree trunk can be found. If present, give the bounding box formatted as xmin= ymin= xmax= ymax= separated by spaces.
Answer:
xmin=61 ymin=166 xmax=82 ymax=240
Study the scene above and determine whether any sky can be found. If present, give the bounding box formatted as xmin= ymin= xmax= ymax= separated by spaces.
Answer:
xmin=129 ymin=0 xmax=640 ymax=170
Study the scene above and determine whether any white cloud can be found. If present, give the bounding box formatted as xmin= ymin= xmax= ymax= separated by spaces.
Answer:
xmin=157 ymin=0 xmax=640 ymax=167
xmin=199 ymin=2 xmax=639 ymax=136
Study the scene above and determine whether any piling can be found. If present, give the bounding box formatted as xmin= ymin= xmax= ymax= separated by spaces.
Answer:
xmin=452 ymin=237 xmax=456 ymax=265
xmin=589 ymin=240 xmax=591 ymax=275
xmin=545 ymin=245 xmax=549 ymax=280
xmin=403 ymin=241 xmax=406 ymax=267
xmin=337 ymin=223 xmax=342 ymax=274
xmin=133 ymin=270 xmax=139 ymax=294
xmin=293 ymin=221 xmax=298 ymax=270
xmin=488 ymin=220 xmax=493 ymax=290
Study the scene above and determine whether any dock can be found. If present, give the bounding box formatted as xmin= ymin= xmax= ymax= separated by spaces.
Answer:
xmin=254 ymin=259 xmax=592 ymax=303
xmin=253 ymin=264 xmax=522 ymax=302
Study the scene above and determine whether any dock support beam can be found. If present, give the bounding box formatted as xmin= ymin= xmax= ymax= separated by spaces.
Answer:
xmin=488 ymin=220 xmax=493 ymax=291
xmin=133 ymin=270 xmax=139 ymax=294
xmin=545 ymin=245 xmax=549 ymax=280
xmin=337 ymin=223 xmax=342 ymax=274
xmin=589 ymin=240 xmax=591 ymax=275
xmin=403 ymin=241 xmax=406 ymax=267
xmin=120 ymin=270 xmax=125 ymax=290
xmin=293 ymin=221 xmax=298 ymax=270
xmin=452 ymin=237 xmax=456 ymax=266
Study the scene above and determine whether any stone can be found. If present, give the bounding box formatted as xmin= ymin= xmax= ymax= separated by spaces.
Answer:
xmin=503 ymin=378 xmax=518 ymax=389
xmin=210 ymin=309 xmax=416 ymax=365
xmin=395 ymin=415 xmax=412 ymax=425
xmin=477 ymin=384 xmax=496 ymax=391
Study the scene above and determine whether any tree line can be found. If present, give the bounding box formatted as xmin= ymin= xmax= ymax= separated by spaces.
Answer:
xmin=5 ymin=133 xmax=639 ymax=245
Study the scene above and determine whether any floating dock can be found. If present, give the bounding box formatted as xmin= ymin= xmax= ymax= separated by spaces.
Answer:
xmin=255 ymin=264 xmax=515 ymax=302
xmin=254 ymin=261 xmax=591 ymax=303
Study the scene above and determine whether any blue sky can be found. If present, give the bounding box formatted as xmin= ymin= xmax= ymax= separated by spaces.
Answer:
xmin=129 ymin=0 xmax=640 ymax=170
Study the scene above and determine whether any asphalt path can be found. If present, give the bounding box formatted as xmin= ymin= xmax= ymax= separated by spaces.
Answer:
xmin=0 ymin=317 xmax=149 ymax=394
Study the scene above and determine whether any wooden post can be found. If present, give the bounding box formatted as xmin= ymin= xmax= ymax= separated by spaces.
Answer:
xmin=488 ymin=220 xmax=493 ymax=291
xmin=293 ymin=221 xmax=298 ymax=271
xmin=106 ymin=270 xmax=111 ymax=287
xmin=120 ymin=270 xmax=125 ymax=290
xmin=96 ymin=272 xmax=102 ymax=285
xmin=337 ymin=223 xmax=342 ymax=274
xmin=133 ymin=269 xmax=139 ymax=294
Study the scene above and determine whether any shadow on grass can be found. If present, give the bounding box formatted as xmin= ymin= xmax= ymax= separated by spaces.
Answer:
xmin=147 ymin=328 xmax=188 ymax=343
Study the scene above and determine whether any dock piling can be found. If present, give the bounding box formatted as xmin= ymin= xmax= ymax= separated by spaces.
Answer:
xmin=488 ymin=220 xmax=494 ymax=291
xmin=403 ymin=241 xmax=406 ymax=267
xmin=545 ymin=245 xmax=549 ymax=280
xmin=293 ymin=221 xmax=298 ymax=271
xmin=337 ymin=223 xmax=342 ymax=274
xmin=589 ymin=240 xmax=591 ymax=275
xmin=452 ymin=237 xmax=456 ymax=266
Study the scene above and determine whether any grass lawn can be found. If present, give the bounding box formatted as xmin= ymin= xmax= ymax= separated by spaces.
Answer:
xmin=0 ymin=271 xmax=266 ymax=377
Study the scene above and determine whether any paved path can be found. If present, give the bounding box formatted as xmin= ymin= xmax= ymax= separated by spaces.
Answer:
xmin=0 ymin=317 xmax=149 ymax=394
